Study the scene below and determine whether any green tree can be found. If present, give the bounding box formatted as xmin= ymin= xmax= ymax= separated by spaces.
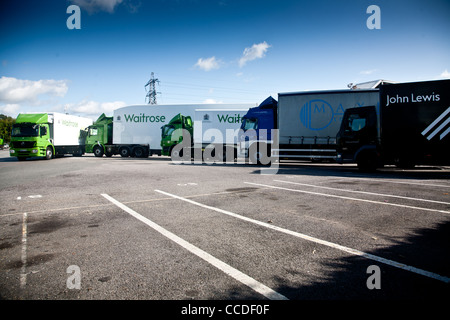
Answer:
xmin=0 ymin=114 xmax=16 ymax=143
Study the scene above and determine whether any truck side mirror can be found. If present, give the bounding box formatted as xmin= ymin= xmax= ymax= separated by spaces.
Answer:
xmin=40 ymin=127 xmax=47 ymax=136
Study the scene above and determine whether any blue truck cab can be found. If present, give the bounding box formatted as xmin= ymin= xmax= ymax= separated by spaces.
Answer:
xmin=239 ymin=96 xmax=277 ymax=163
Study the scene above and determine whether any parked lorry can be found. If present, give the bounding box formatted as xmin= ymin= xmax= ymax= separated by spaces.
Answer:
xmin=85 ymin=113 xmax=151 ymax=158
xmin=239 ymin=84 xmax=385 ymax=163
xmin=161 ymin=109 xmax=248 ymax=161
xmin=10 ymin=112 xmax=93 ymax=161
xmin=111 ymin=104 xmax=253 ymax=158
xmin=336 ymin=79 xmax=450 ymax=170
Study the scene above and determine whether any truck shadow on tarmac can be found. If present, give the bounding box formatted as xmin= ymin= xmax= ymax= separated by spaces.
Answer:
xmin=253 ymin=162 xmax=450 ymax=181
xmin=207 ymin=221 xmax=450 ymax=301
xmin=270 ymin=220 xmax=450 ymax=300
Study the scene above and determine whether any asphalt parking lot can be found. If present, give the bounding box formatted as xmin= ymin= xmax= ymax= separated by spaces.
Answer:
xmin=1 ymin=150 xmax=449 ymax=308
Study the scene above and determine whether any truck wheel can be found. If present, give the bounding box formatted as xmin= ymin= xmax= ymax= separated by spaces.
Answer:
xmin=170 ymin=146 xmax=183 ymax=160
xmin=395 ymin=157 xmax=415 ymax=169
xmin=357 ymin=153 xmax=377 ymax=172
xmin=120 ymin=147 xmax=130 ymax=157
xmin=73 ymin=148 xmax=83 ymax=157
xmin=93 ymin=146 xmax=104 ymax=157
xmin=132 ymin=147 xmax=144 ymax=158
xmin=45 ymin=147 xmax=53 ymax=160
xmin=249 ymin=143 xmax=271 ymax=165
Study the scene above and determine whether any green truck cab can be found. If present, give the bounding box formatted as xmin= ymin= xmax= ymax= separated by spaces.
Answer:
xmin=160 ymin=113 xmax=193 ymax=157
xmin=10 ymin=113 xmax=54 ymax=161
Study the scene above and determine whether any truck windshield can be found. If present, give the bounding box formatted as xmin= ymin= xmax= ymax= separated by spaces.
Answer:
xmin=343 ymin=114 xmax=367 ymax=133
xmin=242 ymin=118 xmax=258 ymax=131
xmin=162 ymin=125 xmax=175 ymax=137
xmin=89 ymin=128 xmax=98 ymax=136
xmin=11 ymin=124 xmax=39 ymax=137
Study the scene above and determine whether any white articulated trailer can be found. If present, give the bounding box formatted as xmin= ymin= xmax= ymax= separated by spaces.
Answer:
xmin=113 ymin=104 xmax=254 ymax=157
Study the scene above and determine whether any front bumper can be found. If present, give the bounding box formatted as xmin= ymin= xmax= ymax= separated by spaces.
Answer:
xmin=10 ymin=148 xmax=44 ymax=158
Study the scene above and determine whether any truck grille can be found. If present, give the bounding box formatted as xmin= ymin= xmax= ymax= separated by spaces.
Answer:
xmin=12 ymin=141 xmax=36 ymax=148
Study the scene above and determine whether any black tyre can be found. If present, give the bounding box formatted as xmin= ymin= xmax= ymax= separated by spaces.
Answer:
xmin=132 ymin=147 xmax=144 ymax=158
xmin=395 ymin=157 xmax=415 ymax=169
xmin=45 ymin=147 xmax=53 ymax=160
xmin=170 ymin=145 xmax=183 ymax=161
xmin=120 ymin=147 xmax=130 ymax=157
xmin=249 ymin=143 xmax=271 ymax=165
xmin=93 ymin=146 xmax=104 ymax=157
xmin=357 ymin=153 xmax=377 ymax=172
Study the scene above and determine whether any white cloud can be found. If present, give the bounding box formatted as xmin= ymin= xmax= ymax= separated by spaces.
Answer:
xmin=0 ymin=76 xmax=68 ymax=104
xmin=239 ymin=42 xmax=271 ymax=67
xmin=65 ymin=100 xmax=126 ymax=115
xmin=194 ymin=56 xmax=222 ymax=71
xmin=440 ymin=69 xmax=450 ymax=78
xmin=203 ymin=99 xmax=223 ymax=104
xmin=0 ymin=77 xmax=127 ymax=118
xmin=0 ymin=104 xmax=20 ymax=116
xmin=71 ymin=0 xmax=124 ymax=13
xmin=360 ymin=69 xmax=378 ymax=75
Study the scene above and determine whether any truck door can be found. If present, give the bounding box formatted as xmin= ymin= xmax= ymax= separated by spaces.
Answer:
xmin=339 ymin=106 xmax=377 ymax=145
xmin=337 ymin=106 xmax=378 ymax=169
xmin=107 ymin=122 xmax=113 ymax=145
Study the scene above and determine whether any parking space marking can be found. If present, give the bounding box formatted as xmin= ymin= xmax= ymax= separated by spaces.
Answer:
xmin=1 ymin=189 xmax=272 ymax=219
xmin=274 ymin=180 xmax=450 ymax=205
xmin=155 ymin=189 xmax=450 ymax=284
xmin=245 ymin=182 xmax=450 ymax=215
xmin=20 ymin=212 xmax=28 ymax=288
xmin=101 ymin=193 xmax=288 ymax=300
xmin=320 ymin=176 xmax=450 ymax=189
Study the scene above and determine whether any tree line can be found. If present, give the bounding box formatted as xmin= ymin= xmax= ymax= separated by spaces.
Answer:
xmin=0 ymin=114 xmax=16 ymax=143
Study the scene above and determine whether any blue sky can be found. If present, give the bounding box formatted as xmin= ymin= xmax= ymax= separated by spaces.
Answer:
xmin=1 ymin=0 xmax=449 ymax=118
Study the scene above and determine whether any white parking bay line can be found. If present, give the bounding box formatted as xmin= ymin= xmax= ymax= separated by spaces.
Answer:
xmin=20 ymin=212 xmax=28 ymax=289
xmin=245 ymin=182 xmax=450 ymax=215
xmin=323 ymin=176 xmax=450 ymax=189
xmin=155 ymin=189 xmax=450 ymax=284
xmin=101 ymin=193 xmax=287 ymax=300
xmin=274 ymin=180 xmax=450 ymax=205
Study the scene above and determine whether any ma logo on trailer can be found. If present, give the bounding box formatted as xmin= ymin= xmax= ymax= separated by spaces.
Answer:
xmin=421 ymin=106 xmax=450 ymax=141
xmin=299 ymin=99 xmax=345 ymax=131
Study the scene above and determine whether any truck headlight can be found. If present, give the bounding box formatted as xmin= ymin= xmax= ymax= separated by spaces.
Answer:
xmin=10 ymin=149 xmax=15 ymax=154
xmin=32 ymin=149 xmax=39 ymax=154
